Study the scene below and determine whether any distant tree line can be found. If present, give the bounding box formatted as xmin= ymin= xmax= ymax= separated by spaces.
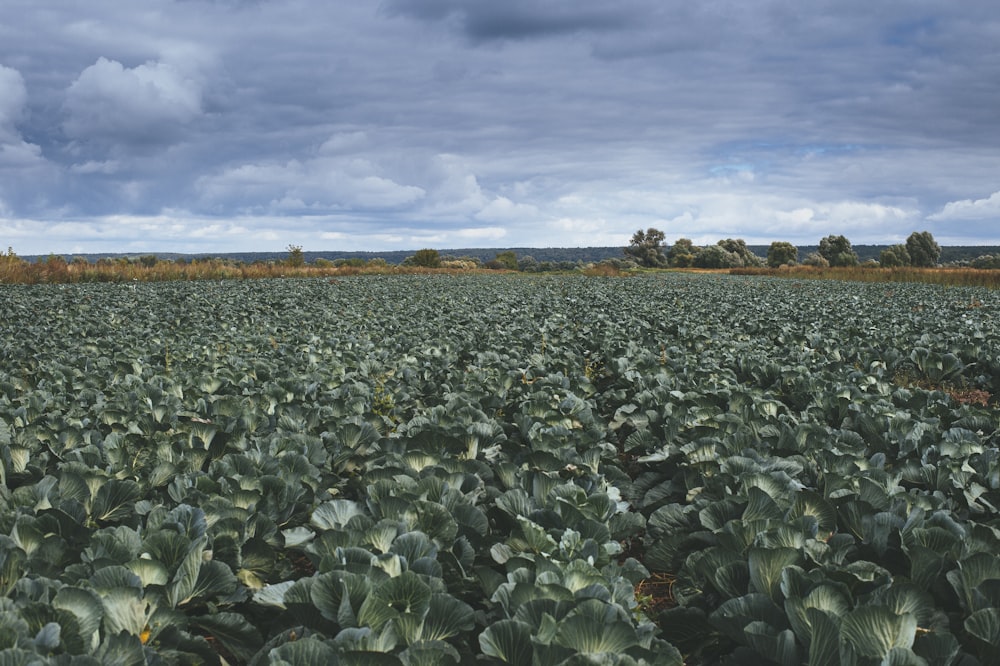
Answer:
xmin=15 ymin=233 xmax=1000 ymax=274
xmin=623 ymin=229 xmax=947 ymax=269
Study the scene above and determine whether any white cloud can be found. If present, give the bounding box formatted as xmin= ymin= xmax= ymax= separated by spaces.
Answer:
xmin=64 ymin=57 xmax=203 ymax=142
xmin=0 ymin=141 xmax=45 ymax=168
xmin=418 ymin=155 xmax=490 ymax=218
xmin=774 ymin=208 xmax=815 ymax=225
xmin=474 ymin=196 xmax=538 ymax=222
xmin=318 ymin=132 xmax=369 ymax=154
xmin=453 ymin=226 xmax=507 ymax=240
xmin=0 ymin=66 xmax=27 ymax=140
xmin=197 ymin=156 xmax=427 ymax=212
xmin=929 ymin=191 xmax=1000 ymax=221
xmin=69 ymin=160 xmax=120 ymax=174
xmin=4 ymin=2 xmax=1000 ymax=252
xmin=0 ymin=65 xmax=47 ymax=170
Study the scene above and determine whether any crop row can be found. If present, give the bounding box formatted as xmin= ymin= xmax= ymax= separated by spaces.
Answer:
xmin=0 ymin=274 xmax=998 ymax=664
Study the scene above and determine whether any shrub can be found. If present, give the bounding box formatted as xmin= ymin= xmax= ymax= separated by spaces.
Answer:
xmin=405 ymin=249 xmax=441 ymax=268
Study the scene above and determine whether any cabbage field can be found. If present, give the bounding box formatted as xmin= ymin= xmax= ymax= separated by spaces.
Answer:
xmin=1 ymin=273 xmax=999 ymax=665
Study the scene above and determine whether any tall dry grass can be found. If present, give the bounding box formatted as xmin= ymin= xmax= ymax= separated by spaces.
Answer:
xmin=3 ymin=250 xmax=999 ymax=287
xmin=730 ymin=265 xmax=1000 ymax=289
xmin=0 ymin=253 xmax=480 ymax=285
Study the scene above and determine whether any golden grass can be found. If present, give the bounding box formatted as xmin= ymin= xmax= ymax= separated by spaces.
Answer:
xmin=730 ymin=265 xmax=1000 ymax=289
xmin=0 ymin=253 xmax=493 ymax=285
xmin=3 ymin=251 xmax=998 ymax=288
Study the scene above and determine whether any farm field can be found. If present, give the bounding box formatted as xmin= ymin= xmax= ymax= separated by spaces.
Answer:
xmin=0 ymin=273 xmax=999 ymax=665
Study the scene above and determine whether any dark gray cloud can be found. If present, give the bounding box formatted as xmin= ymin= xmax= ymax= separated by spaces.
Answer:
xmin=1 ymin=0 xmax=999 ymax=253
xmin=380 ymin=0 xmax=634 ymax=42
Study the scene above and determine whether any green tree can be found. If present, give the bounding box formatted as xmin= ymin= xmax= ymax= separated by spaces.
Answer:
xmin=518 ymin=255 xmax=538 ymax=272
xmin=970 ymin=254 xmax=1000 ymax=269
xmin=906 ymin=231 xmax=941 ymax=267
xmin=405 ymin=248 xmax=441 ymax=268
xmin=818 ymin=235 xmax=858 ymax=267
xmin=693 ymin=244 xmax=742 ymax=268
xmin=802 ymin=252 xmax=830 ymax=268
xmin=766 ymin=242 xmax=798 ymax=267
xmin=717 ymin=238 xmax=764 ymax=267
xmin=285 ymin=244 xmax=305 ymax=267
xmin=494 ymin=251 xmax=518 ymax=270
xmin=667 ymin=238 xmax=699 ymax=267
xmin=624 ymin=228 xmax=668 ymax=267
xmin=879 ymin=244 xmax=910 ymax=267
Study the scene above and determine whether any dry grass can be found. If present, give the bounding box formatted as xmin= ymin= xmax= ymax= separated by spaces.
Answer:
xmin=730 ymin=265 xmax=1000 ymax=289
xmin=947 ymin=389 xmax=992 ymax=407
xmin=892 ymin=369 xmax=994 ymax=407
xmin=0 ymin=253 xmax=494 ymax=285
xmin=581 ymin=263 xmax=630 ymax=277
xmin=635 ymin=572 xmax=678 ymax=615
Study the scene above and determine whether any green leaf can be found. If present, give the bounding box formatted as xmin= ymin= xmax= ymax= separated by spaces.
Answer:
xmin=840 ymin=606 xmax=917 ymax=659
xmin=553 ymin=615 xmax=639 ymax=655
xmin=511 ymin=517 xmax=558 ymax=555
xmin=788 ymin=490 xmax=838 ymax=535
xmin=805 ymin=609 xmax=842 ymax=666
xmin=390 ymin=531 xmax=437 ymax=564
xmin=743 ymin=487 xmax=784 ymax=522
xmin=496 ymin=489 xmax=534 ymax=519
xmin=310 ymin=571 xmax=372 ymax=624
xmin=357 ymin=571 xmax=432 ymax=632
xmin=687 ymin=548 xmax=748 ymax=599
xmin=698 ymin=499 xmax=743 ymax=531
xmin=0 ymin=543 xmax=26 ymax=597
xmin=393 ymin=610 xmax=425 ymax=645
xmin=101 ymin=587 xmax=152 ymax=637
xmin=53 ymin=586 xmax=104 ymax=651
xmin=403 ymin=501 xmax=459 ymax=547
xmin=253 ymin=580 xmax=295 ymax=609
xmin=964 ymin=607 xmax=1000 ymax=655
xmin=332 ymin=625 xmax=399 ymax=653
xmin=784 ymin=583 xmax=850 ymax=647
xmin=167 ymin=535 xmax=208 ymax=608
xmin=33 ymin=622 xmax=60 ymax=650
xmin=282 ymin=526 xmax=315 ymax=548
xmin=479 ymin=619 xmax=534 ymax=666
xmin=311 ymin=500 xmax=365 ymax=531
xmin=161 ymin=504 xmax=208 ymax=540
xmin=419 ymin=594 xmax=474 ymax=642
xmin=190 ymin=612 xmax=264 ymax=663
xmin=873 ymin=584 xmax=936 ymax=627
xmin=94 ymin=631 xmax=147 ymax=666
xmin=399 ymin=639 xmax=460 ymax=665
xmin=189 ymin=560 xmax=238 ymax=605
xmin=709 ymin=594 xmax=786 ymax=645
xmin=748 ymin=547 xmax=800 ymax=602
xmin=339 ymin=652 xmax=405 ymax=666
xmin=881 ymin=647 xmax=929 ymax=666
xmin=947 ymin=552 xmax=1000 ymax=613
xmin=656 ymin=607 xmax=717 ymax=656
xmin=742 ymin=621 xmax=800 ymax=666
xmin=268 ymin=636 xmax=339 ymax=665
xmin=58 ymin=470 xmax=92 ymax=506
xmin=912 ymin=630 xmax=960 ymax=666
xmin=90 ymin=565 xmax=142 ymax=591
xmin=125 ymin=558 xmax=170 ymax=587
xmin=91 ymin=479 xmax=142 ymax=524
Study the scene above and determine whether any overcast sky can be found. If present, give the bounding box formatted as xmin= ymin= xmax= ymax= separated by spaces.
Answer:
xmin=1 ymin=1 xmax=999 ymax=254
